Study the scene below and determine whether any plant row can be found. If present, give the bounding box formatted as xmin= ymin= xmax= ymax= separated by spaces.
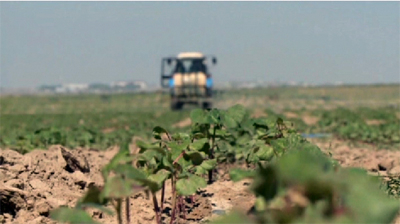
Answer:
xmin=49 ymin=105 xmax=399 ymax=224
xmin=0 ymin=111 xmax=187 ymax=153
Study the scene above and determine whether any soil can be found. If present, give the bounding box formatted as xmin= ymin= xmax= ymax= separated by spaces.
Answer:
xmin=301 ymin=115 xmax=320 ymax=126
xmin=0 ymin=145 xmax=119 ymax=224
xmin=0 ymin=145 xmax=254 ymax=224
xmin=309 ymin=138 xmax=400 ymax=224
xmin=172 ymin=118 xmax=192 ymax=128
xmin=283 ymin=112 xmax=298 ymax=119
xmin=0 ymin=138 xmax=399 ymax=224
xmin=309 ymin=139 xmax=400 ymax=176
xmin=251 ymin=109 xmax=267 ymax=118
xmin=365 ymin=119 xmax=387 ymax=125
xmin=102 ymin=128 xmax=116 ymax=134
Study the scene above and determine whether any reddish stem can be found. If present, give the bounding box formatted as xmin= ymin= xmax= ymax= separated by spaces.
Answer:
xmin=166 ymin=132 xmax=172 ymax=141
xmin=208 ymin=126 xmax=217 ymax=184
xmin=170 ymin=177 xmax=177 ymax=224
xmin=191 ymin=195 xmax=195 ymax=206
xmin=180 ymin=196 xmax=186 ymax=220
xmin=125 ymin=197 xmax=131 ymax=224
xmin=160 ymin=182 xmax=165 ymax=212
xmin=152 ymin=193 xmax=162 ymax=224
xmin=176 ymin=196 xmax=181 ymax=219
xmin=173 ymin=151 xmax=185 ymax=164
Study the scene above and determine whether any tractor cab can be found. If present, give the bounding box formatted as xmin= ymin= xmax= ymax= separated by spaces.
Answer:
xmin=161 ymin=52 xmax=217 ymax=110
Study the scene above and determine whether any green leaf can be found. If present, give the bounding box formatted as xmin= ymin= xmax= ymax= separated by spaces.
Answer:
xmin=200 ymin=159 xmax=217 ymax=170
xmin=138 ymin=147 xmax=166 ymax=162
xmin=270 ymin=138 xmax=287 ymax=155
xmin=194 ymin=166 xmax=207 ymax=175
xmin=101 ymin=176 xmax=133 ymax=199
xmin=229 ymin=168 xmax=256 ymax=182
xmin=192 ymin=132 xmax=206 ymax=139
xmin=236 ymin=134 xmax=252 ymax=145
xmin=152 ymin=126 xmax=169 ymax=140
xmin=170 ymin=141 xmax=190 ymax=167
xmin=162 ymin=156 xmax=174 ymax=172
xmin=176 ymin=175 xmax=207 ymax=196
xmin=251 ymin=165 xmax=278 ymax=201
xmin=136 ymin=140 xmax=160 ymax=150
xmin=113 ymin=164 xmax=147 ymax=180
xmin=153 ymin=126 xmax=168 ymax=134
xmin=119 ymin=137 xmax=131 ymax=152
xmin=228 ymin=104 xmax=247 ymax=122
xmin=50 ymin=207 xmax=98 ymax=224
xmin=254 ymin=196 xmax=268 ymax=212
xmin=340 ymin=167 xmax=400 ymax=223
xmin=102 ymin=149 xmax=131 ymax=178
xmin=171 ymin=132 xmax=191 ymax=141
xmin=190 ymin=138 xmax=210 ymax=151
xmin=76 ymin=185 xmax=106 ymax=206
xmin=148 ymin=169 xmax=170 ymax=189
xmin=194 ymin=159 xmax=217 ymax=175
xmin=207 ymin=109 xmax=221 ymax=124
xmin=255 ymin=145 xmax=275 ymax=161
xmin=136 ymin=179 xmax=159 ymax=193
xmin=185 ymin=151 xmax=204 ymax=166
xmin=222 ymin=104 xmax=247 ymax=128
xmin=215 ymin=129 xmax=230 ymax=138
xmin=221 ymin=112 xmax=238 ymax=129
xmin=167 ymin=141 xmax=187 ymax=153
xmin=277 ymin=149 xmax=333 ymax=182
xmin=190 ymin=109 xmax=206 ymax=124
xmin=276 ymin=117 xmax=284 ymax=125
xmin=136 ymin=169 xmax=171 ymax=193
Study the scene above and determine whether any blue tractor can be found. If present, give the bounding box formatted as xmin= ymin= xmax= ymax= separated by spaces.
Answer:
xmin=161 ymin=52 xmax=217 ymax=110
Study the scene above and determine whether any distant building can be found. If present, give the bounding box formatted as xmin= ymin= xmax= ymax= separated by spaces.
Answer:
xmin=111 ymin=81 xmax=129 ymax=88
xmin=37 ymin=80 xmax=148 ymax=94
xmin=55 ymin=83 xmax=89 ymax=93
xmin=334 ymin=81 xmax=344 ymax=86
xmin=38 ymin=84 xmax=61 ymax=92
xmin=111 ymin=81 xmax=147 ymax=90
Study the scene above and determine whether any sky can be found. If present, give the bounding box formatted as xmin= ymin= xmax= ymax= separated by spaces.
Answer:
xmin=1 ymin=2 xmax=399 ymax=88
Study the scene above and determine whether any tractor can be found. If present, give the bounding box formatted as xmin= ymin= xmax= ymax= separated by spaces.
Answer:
xmin=161 ymin=52 xmax=217 ymax=110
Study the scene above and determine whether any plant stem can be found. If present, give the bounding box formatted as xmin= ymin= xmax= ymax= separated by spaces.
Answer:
xmin=125 ymin=197 xmax=130 ymax=224
xmin=208 ymin=125 xmax=217 ymax=184
xmin=161 ymin=182 xmax=165 ymax=212
xmin=152 ymin=192 xmax=162 ymax=224
xmin=173 ymin=151 xmax=185 ymax=164
xmin=191 ymin=195 xmax=195 ymax=206
xmin=170 ymin=176 xmax=177 ymax=224
xmin=116 ymin=199 xmax=123 ymax=224
xmin=166 ymin=132 xmax=172 ymax=141
xmin=180 ymin=196 xmax=186 ymax=220
xmin=176 ymin=196 xmax=181 ymax=217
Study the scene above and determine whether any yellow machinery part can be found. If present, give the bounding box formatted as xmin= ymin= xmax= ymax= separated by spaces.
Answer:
xmin=173 ymin=72 xmax=207 ymax=96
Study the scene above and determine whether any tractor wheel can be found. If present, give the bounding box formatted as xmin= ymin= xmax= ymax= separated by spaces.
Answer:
xmin=171 ymin=98 xmax=184 ymax=111
xmin=202 ymin=101 xmax=212 ymax=110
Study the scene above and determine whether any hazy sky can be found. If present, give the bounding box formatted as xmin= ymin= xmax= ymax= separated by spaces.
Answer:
xmin=1 ymin=2 xmax=399 ymax=88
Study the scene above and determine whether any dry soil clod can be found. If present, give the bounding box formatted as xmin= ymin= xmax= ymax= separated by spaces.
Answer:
xmin=60 ymin=147 xmax=90 ymax=173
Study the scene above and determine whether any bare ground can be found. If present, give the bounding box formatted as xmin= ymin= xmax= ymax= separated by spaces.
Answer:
xmin=309 ymin=138 xmax=400 ymax=224
xmin=172 ymin=118 xmax=192 ymax=128
xmin=0 ymin=138 xmax=399 ymax=224
xmin=309 ymin=139 xmax=400 ymax=176
xmin=0 ymin=145 xmax=253 ymax=224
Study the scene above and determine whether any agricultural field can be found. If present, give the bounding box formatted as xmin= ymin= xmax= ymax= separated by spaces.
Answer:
xmin=0 ymin=84 xmax=399 ymax=224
